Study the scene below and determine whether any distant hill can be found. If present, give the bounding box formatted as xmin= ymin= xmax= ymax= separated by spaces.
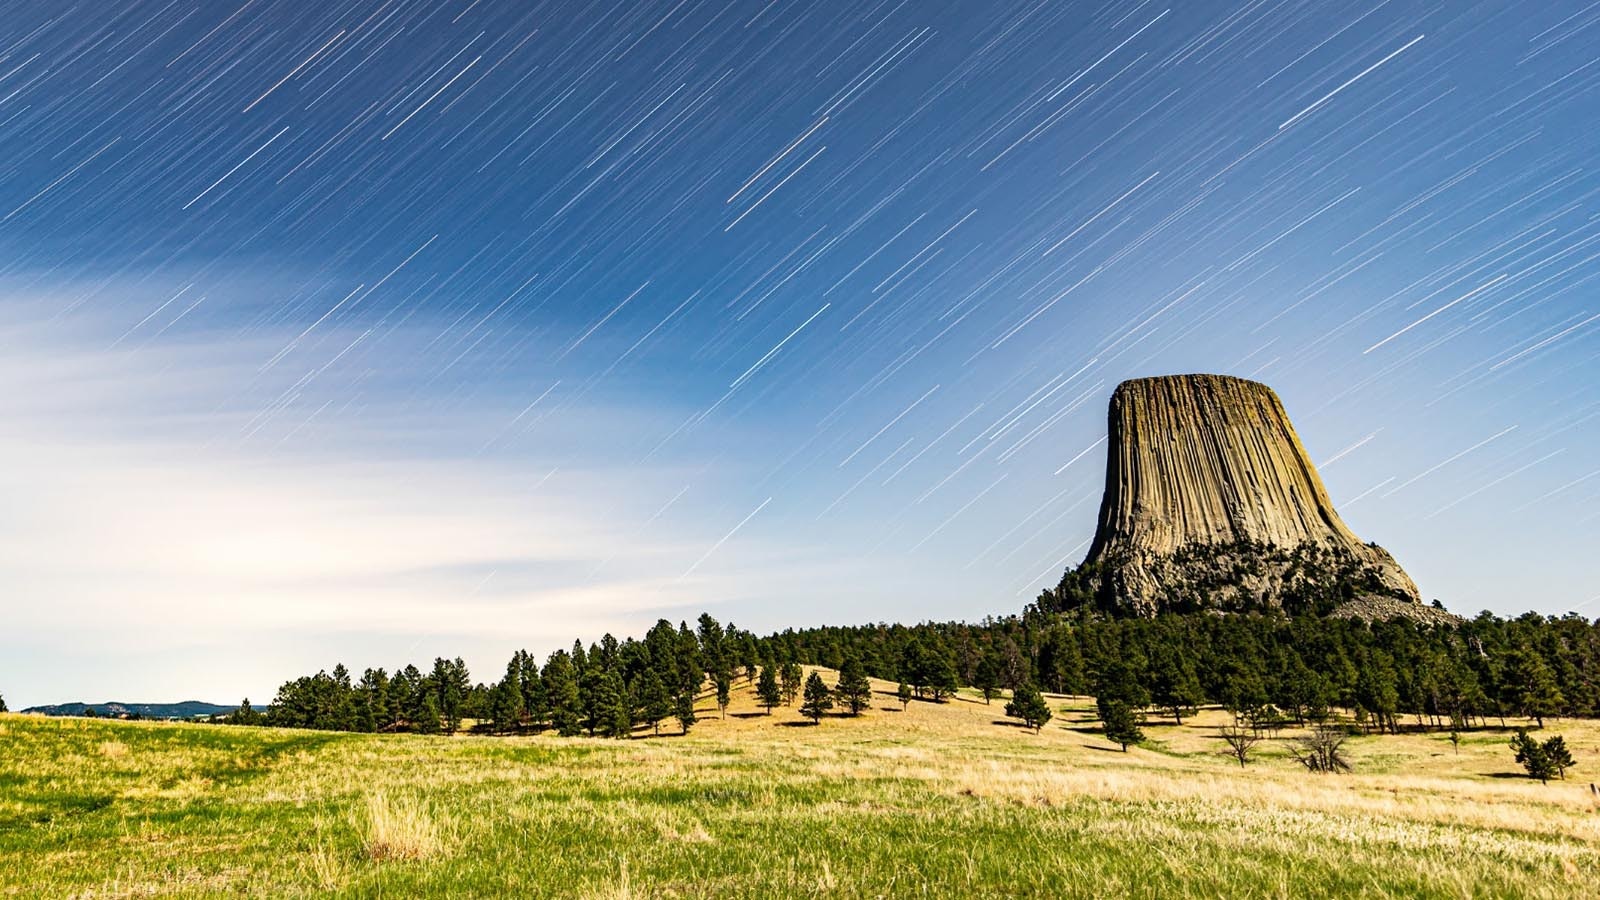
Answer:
xmin=21 ymin=701 xmax=233 ymax=719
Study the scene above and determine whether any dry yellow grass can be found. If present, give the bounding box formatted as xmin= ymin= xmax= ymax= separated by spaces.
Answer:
xmin=357 ymin=792 xmax=445 ymax=862
xmin=3 ymin=669 xmax=1597 ymax=897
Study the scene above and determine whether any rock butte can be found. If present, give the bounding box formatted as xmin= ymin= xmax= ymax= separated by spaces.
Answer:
xmin=1077 ymin=374 xmax=1431 ymax=619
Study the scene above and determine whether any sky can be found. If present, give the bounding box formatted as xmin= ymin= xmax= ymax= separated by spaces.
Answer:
xmin=2 ymin=0 xmax=1599 ymax=707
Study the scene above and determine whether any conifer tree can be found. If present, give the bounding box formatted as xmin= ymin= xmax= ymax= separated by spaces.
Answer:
xmin=674 ymin=689 xmax=697 ymax=734
xmin=925 ymin=652 xmax=959 ymax=702
xmin=640 ymin=671 xmax=672 ymax=735
xmin=757 ymin=666 xmax=782 ymax=714
xmin=974 ymin=653 xmax=1001 ymax=704
xmin=715 ymin=671 xmax=732 ymax=719
xmin=801 ymin=671 xmax=833 ymax=724
xmin=780 ymin=661 xmax=803 ymax=705
xmin=1511 ymin=728 xmax=1555 ymax=782
xmin=1543 ymin=735 xmax=1575 ymax=779
xmin=598 ymin=672 xmax=631 ymax=739
xmin=835 ymin=657 xmax=872 ymax=716
xmin=1005 ymin=683 xmax=1052 ymax=733
xmin=542 ymin=651 xmax=583 ymax=737
xmin=1507 ymin=649 xmax=1565 ymax=728
xmin=417 ymin=695 xmax=442 ymax=735
xmin=1149 ymin=647 xmax=1203 ymax=724
xmin=1100 ymin=700 xmax=1145 ymax=751
xmin=230 ymin=698 xmax=263 ymax=726
xmin=897 ymin=681 xmax=913 ymax=710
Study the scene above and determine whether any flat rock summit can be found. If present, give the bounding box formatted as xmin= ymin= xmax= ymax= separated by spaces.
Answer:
xmin=1055 ymin=374 xmax=1444 ymax=621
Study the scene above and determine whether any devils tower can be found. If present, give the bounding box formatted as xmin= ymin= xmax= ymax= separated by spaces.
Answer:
xmin=1056 ymin=374 xmax=1434 ymax=619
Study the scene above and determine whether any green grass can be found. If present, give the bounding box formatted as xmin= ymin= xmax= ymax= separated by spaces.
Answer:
xmin=3 ymin=682 xmax=1597 ymax=898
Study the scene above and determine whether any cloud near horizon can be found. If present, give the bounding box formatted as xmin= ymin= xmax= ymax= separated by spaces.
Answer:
xmin=0 ymin=296 xmax=856 ymax=706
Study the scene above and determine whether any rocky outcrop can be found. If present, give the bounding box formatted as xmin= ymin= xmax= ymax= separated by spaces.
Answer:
xmin=1064 ymin=374 xmax=1426 ymax=618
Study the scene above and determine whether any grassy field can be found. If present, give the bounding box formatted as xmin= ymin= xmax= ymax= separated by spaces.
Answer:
xmin=3 ymin=673 xmax=1598 ymax=898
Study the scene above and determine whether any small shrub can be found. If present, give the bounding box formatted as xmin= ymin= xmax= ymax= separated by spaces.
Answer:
xmin=1511 ymin=729 xmax=1574 ymax=782
xmin=1289 ymin=726 xmax=1350 ymax=774
xmin=1219 ymin=723 xmax=1262 ymax=768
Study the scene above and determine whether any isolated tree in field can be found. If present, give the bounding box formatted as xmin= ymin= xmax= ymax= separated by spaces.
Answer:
xmin=1289 ymin=725 xmax=1351 ymax=774
xmin=1219 ymin=722 xmax=1261 ymax=768
xmin=780 ymin=661 xmax=804 ymax=705
xmin=1100 ymin=700 xmax=1145 ymax=751
xmin=1510 ymin=729 xmax=1573 ymax=782
xmin=674 ymin=689 xmax=697 ymax=735
xmin=0 ymin=692 xmax=6 ymax=713
xmin=640 ymin=672 xmax=672 ymax=735
xmin=897 ymin=681 xmax=913 ymax=710
xmin=1005 ymin=683 xmax=1052 ymax=733
xmin=801 ymin=672 xmax=833 ymax=724
xmin=835 ymin=657 xmax=872 ymax=716
xmin=757 ymin=666 xmax=782 ymax=714
xmin=974 ymin=653 xmax=1001 ymax=704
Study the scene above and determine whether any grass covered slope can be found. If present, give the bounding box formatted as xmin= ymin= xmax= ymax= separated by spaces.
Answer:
xmin=3 ymin=675 xmax=1597 ymax=898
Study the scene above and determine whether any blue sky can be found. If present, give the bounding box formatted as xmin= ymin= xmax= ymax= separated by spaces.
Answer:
xmin=3 ymin=0 xmax=1598 ymax=706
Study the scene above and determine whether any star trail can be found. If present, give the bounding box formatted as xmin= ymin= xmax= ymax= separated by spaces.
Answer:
xmin=2 ymin=0 xmax=1598 ymax=703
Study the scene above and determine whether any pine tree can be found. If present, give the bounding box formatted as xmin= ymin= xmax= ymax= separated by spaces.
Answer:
xmin=1510 ymin=728 xmax=1555 ymax=782
xmin=0 ymin=692 xmax=7 ymax=713
xmin=1100 ymin=700 xmax=1145 ymax=751
xmin=974 ymin=653 xmax=1001 ymax=704
xmin=757 ymin=666 xmax=782 ymax=714
xmin=598 ymin=672 xmax=631 ymax=739
xmin=780 ymin=661 xmax=803 ymax=705
xmin=674 ymin=689 xmax=697 ymax=734
xmin=417 ymin=695 xmax=442 ymax=735
xmin=801 ymin=671 xmax=833 ymax=724
xmin=715 ymin=671 xmax=732 ymax=719
xmin=230 ymin=698 xmax=263 ymax=726
xmin=640 ymin=671 xmax=672 ymax=735
xmin=1004 ymin=683 xmax=1052 ymax=733
xmin=1149 ymin=647 xmax=1203 ymax=724
xmin=925 ymin=652 xmax=959 ymax=702
xmin=1508 ymin=649 xmax=1565 ymax=728
xmin=897 ymin=681 xmax=913 ymax=710
xmin=430 ymin=657 xmax=471 ymax=735
xmin=835 ymin=657 xmax=873 ymax=716
xmin=542 ymin=651 xmax=583 ymax=737
xmin=1543 ymin=735 xmax=1575 ymax=779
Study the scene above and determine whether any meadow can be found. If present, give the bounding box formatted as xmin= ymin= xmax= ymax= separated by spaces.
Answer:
xmin=3 ymin=672 xmax=1597 ymax=899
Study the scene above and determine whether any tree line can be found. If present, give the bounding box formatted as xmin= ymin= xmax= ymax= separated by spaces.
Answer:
xmin=237 ymin=602 xmax=1599 ymax=738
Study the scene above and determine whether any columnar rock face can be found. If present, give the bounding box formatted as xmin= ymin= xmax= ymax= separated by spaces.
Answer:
xmin=1074 ymin=374 xmax=1424 ymax=617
